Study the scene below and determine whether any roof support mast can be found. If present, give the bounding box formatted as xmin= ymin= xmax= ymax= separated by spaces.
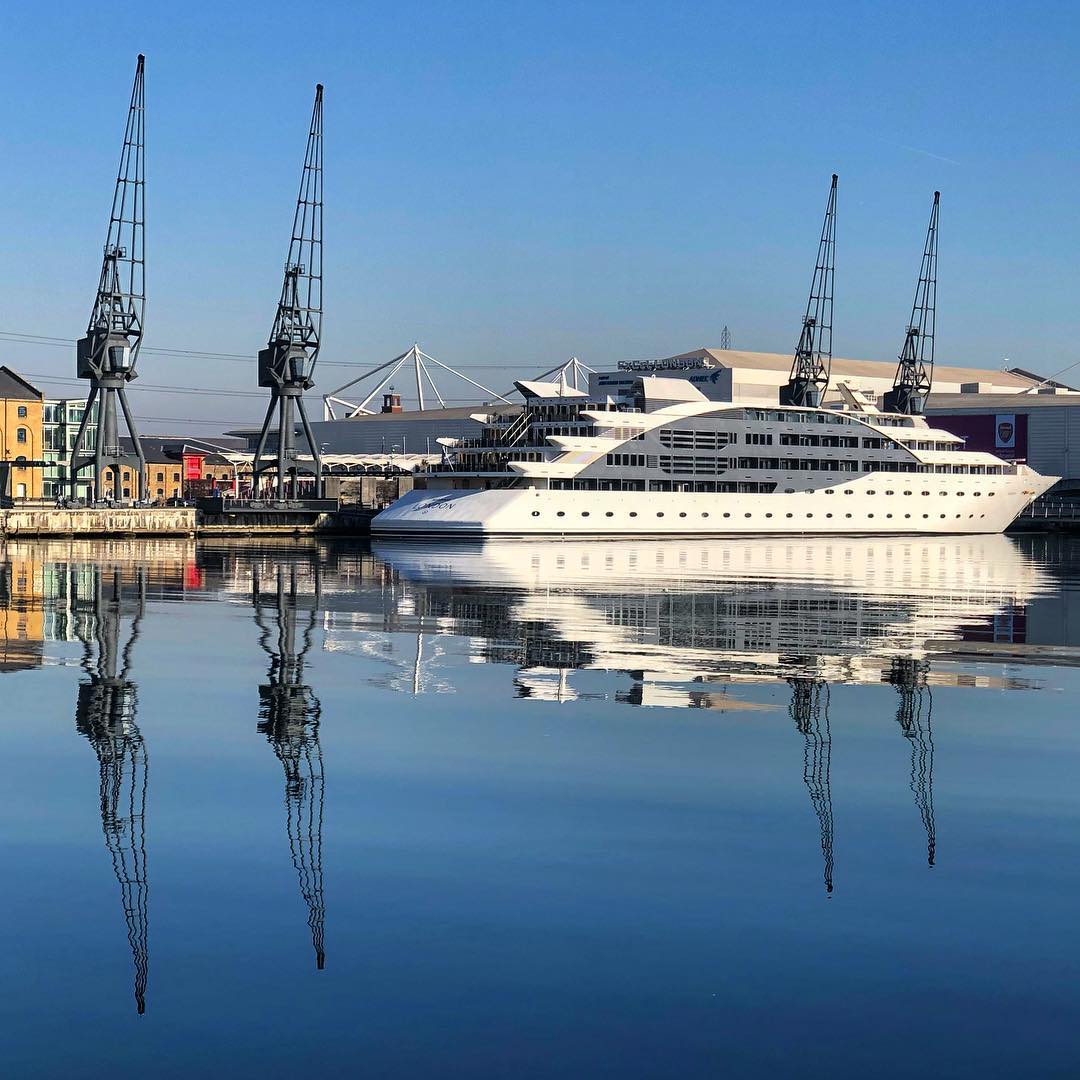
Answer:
xmin=70 ymin=55 xmax=148 ymax=502
xmin=253 ymin=84 xmax=324 ymax=499
xmin=781 ymin=174 xmax=837 ymax=408
xmin=884 ymin=192 xmax=939 ymax=416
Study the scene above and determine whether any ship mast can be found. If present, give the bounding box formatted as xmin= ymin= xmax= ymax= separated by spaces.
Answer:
xmin=781 ymin=175 xmax=837 ymax=408
xmin=884 ymin=192 xmax=939 ymax=415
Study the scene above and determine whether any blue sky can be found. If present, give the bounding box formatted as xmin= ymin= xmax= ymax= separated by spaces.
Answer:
xmin=1 ymin=0 xmax=1079 ymax=430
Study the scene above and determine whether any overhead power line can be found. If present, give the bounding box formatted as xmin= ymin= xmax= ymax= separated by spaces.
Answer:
xmin=23 ymin=371 xmax=265 ymax=397
xmin=0 ymin=329 xmax=529 ymax=369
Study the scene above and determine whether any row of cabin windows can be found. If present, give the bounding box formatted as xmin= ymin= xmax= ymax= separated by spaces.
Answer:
xmin=744 ymin=408 xmax=918 ymax=430
xmin=606 ymin=453 xmax=647 ymax=467
xmin=719 ymin=457 xmax=1006 ymax=476
xmin=778 ymin=433 xmax=860 ymax=448
xmin=534 ymin=425 xmax=589 ymax=437
xmin=815 ymin=488 xmax=995 ymax=497
xmin=898 ymin=439 xmax=957 ymax=451
xmin=733 ymin=457 xmax=860 ymax=472
xmin=658 ymin=429 xmax=737 ymax=449
xmin=597 ymin=427 xmax=647 ymax=441
xmin=660 ymin=455 xmax=726 ymax=475
xmin=550 ymin=479 xmax=777 ymax=493
xmin=534 ymin=509 xmax=989 ymax=522
xmin=745 ymin=409 xmax=859 ymax=426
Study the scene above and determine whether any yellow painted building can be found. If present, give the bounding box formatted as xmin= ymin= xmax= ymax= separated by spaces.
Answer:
xmin=0 ymin=548 xmax=44 ymax=671
xmin=94 ymin=462 xmax=185 ymax=502
xmin=0 ymin=366 xmax=45 ymax=500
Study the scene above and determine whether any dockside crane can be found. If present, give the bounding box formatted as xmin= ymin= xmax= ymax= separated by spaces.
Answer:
xmin=74 ymin=565 xmax=150 ymax=1014
xmin=70 ymin=55 xmax=148 ymax=502
xmin=781 ymin=175 xmax=837 ymax=408
xmin=788 ymin=676 xmax=835 ymax=894
xmin=884 ymin=193 xmax=939 ymax=416
xmin=253 ymin=85 xmax=325 ymax=499
xmin=253 ymin=563 xmax=326 ymax=969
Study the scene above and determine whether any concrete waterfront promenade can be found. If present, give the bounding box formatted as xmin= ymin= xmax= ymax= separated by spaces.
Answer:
xmin=2 ymin=507 xmax=196 ymax=538
xmin=1 ymin=505 xmax=377 ymax=538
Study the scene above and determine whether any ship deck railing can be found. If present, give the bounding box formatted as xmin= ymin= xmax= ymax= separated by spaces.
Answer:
xmin=1019 ymin=497 xmax=1080 ymax=522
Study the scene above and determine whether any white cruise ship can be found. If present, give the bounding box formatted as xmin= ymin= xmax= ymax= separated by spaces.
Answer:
xmin=371 ymin=373 xmax=1055 ymax=538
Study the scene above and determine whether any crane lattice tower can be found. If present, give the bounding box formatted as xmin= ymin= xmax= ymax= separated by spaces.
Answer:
xmin=70 ymin=55 xmax=148 ymax=502
xmin=781 ymin=175 xmax=837 ymax=408
xmin=253 ymin=85 xmax=325 ymax=499
xmin=884 ymin=192 xmax=939 ymax=416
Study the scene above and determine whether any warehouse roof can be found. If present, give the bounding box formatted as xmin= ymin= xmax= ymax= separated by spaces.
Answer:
xmin=927 ymin=392 xmax=1080 ymax=410
xmin=669 ymin=348 xmax=1044 ymax=390
xmin=0 ymin=366 xmax=43 ymax=401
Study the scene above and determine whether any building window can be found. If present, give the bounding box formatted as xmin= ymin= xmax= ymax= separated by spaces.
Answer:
xmin=157 ymin=471 xmax=164 ymax=481
xmin=16 ymin=428 xmax=28 ymax=443
xmin=18 ymin=406 xmax=27 ymax=418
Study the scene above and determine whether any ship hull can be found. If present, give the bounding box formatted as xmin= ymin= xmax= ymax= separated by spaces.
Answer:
xmin=372 ymin=469 xmax=1056 ymax=538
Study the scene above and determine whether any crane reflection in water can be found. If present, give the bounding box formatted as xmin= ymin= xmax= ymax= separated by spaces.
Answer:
xmin=252 ymin=562 xmax=326 ymax=970
xmin=787 ymin=676 xmax=834 ymax=896
xmin=889 ymin=657 xmax=936 ymax=868
xmin=74 ymin=565 xmax=150 ymax=1015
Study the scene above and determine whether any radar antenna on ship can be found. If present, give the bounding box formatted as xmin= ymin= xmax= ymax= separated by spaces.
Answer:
xmin=253 ymin=563 xmax=327 ymax=970
xmin=781 ymin=174 xmax=837 ymax=408
xmin=70 ymin=55 xmax=148 ymax=501
xmin=74 ymin=564 xmax=150 ymax=1014
xmin=253 ymin=85 xmax=325 ymax=498
xmin=884 ymin=192 xmax=939 ymax=415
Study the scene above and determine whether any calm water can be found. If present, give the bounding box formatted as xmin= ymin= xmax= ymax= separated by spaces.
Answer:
xmin=3 ymin=533 xmax=1080 ymax=1078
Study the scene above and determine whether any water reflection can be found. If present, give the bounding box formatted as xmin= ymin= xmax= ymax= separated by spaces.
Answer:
xmin=252 ymin=562 xmax=327 ymax=971
xmin=370 ymin=535 xmax=1061 ymax=699
xmin=73 ymin=563 xmax=150 ymax=1015
xmin=889 ymin=658 xmax=936 ymax=868
xmin=789 ymin=678 xmax=834 ymax=894
xmin=2 ymin=532 xmax=1079 ymax=1026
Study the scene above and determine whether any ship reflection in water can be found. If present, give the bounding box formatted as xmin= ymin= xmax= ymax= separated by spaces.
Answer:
xmin=2 ymin=533 xmax=1080 ymax=1072
xmin=366 ymin=535 xmax=1044 ymax=896
xmin=367 ymin=534 xmax=1056 ymax=699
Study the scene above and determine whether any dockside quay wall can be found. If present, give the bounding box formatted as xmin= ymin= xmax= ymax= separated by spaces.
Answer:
xmin=1 ymin=507 xmax=196 ymax=537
